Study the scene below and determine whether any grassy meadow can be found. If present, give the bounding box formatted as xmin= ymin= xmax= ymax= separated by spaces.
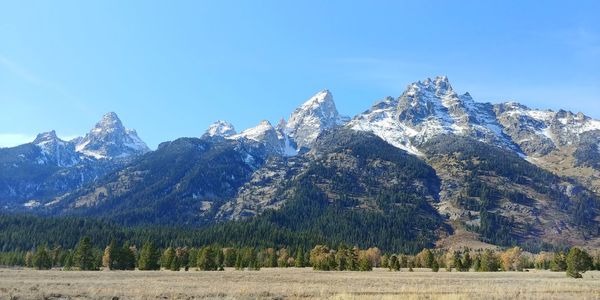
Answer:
xmin=1 ymin=268 xmax=600 ymax=300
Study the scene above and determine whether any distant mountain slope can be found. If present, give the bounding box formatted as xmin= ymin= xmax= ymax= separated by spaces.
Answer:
xmin=0 ymin=112 xmax=148 ymax=209
xmin=422 ymin=135 xmax=600 ymax=249
xmin=49 ymin=137 xmax=274 ymax=225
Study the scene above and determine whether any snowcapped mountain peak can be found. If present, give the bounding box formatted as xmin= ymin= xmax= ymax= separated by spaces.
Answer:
xmin=204 ymin=120 xmax=236 ymax=138
xmin=75 ymin=112 xmax=149 ymax=159
xmin=285 ymin=89 xmax=346 ymax=149
xmin=31 ymin=130 xmax=79 ymax=167
xmin=493 ymin=102 xmax=600 ymax=155
xmin=404 ymin=76 xmax=456 ymax=100
xmin=276 ymin=118 xmax=287 ymax=131
xmin=227 ymin=119 xmax=299 ymax=157
xmin=258 ymin=120 xmax=272 ymax=127
xmin=232 ymin=120 xmax=276 ymax=142
xmin=299 ymin=89 xmax=333 ymax=110
xmin=33 ymin=130 xmax=61 ymax=145
xmin=93 ymin=112 xmax=124 ymax=133
xmin=432 ymin=75 xmax=453 ymax=94
xmin=350 ymin=76 xmax=517 ymax=155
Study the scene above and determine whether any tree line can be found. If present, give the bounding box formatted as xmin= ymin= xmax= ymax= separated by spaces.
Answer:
xmin=0 ymin=236 xmax=597 ymax=278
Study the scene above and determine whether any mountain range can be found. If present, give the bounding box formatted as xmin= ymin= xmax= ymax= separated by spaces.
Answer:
xmin=2 ymin=76 xmax=600 ymax=250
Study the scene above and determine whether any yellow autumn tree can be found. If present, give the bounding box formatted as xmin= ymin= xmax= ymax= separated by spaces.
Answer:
xmin=500 ymin=247 xmax=524 ymax=271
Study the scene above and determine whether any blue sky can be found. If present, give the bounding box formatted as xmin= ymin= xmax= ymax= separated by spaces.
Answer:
xmin=1 ymin=0 xmax=599 ymax=149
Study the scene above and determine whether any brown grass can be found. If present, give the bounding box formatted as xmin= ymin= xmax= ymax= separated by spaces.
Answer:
xmin=1 ymin=268 xmax=600 ymax=300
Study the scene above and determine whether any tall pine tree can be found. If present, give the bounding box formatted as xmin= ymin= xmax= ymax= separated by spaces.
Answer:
xmin=74 ymin=237 xmax=96 ymax=271
xmin=138 ymin=241 xmax=161 ymax=270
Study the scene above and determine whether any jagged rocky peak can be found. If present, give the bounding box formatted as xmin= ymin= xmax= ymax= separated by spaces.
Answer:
xmin=494 ymin=101 xmax=600 ymax=154
xmin=203 ymin=120 xmax=236 ymax=138
xmin=234 ymin=120 xmax=278 ymax=142
xmin=30 ymin=130 xmax=80 ymax=167
xmin=230 ymin=120 xmax=287 ymax=155
xmin=285 ymin=89 xmax=347 ymax=149
xmin=403 ymin=76 xmax=454 ymax=98
xmin=75 ymin=112 xmax=150 ymax=160
xmin=349 ymin=76 xmax=518 ymax=155
xmin=33 ymin=130 xmax=62 ymax=145
xmin=276 ymin=118 xmax=286 ymax=131
xmin=92 ymin=112 xmax=124 ymax=134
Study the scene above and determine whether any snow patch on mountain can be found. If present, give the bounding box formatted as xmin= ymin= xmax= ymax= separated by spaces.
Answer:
xmin=229 ymin=120 xmax=289 ymax=156
xmin=232 ymin=120 xmax=276 ymax=142
xmin=495 ymin=102 xmax=600 ymax=156
xmin=285 ymin=90 xmax=348 ymax=149
xmin=203 ymin=121 xmax=236 ymax=138
xmin=350 ymin=76 xmax=516 ymax=155
xmin=75 ymin=112 xmax=150 ymax=159
xmin=32 ymin=130 xmax=80 ymax=167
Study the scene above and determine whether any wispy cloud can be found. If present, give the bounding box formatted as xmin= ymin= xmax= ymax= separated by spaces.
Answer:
xmin=0 ymin=133 xmax=35 ymax=148
xmin=0 ymin=54 xmax=91 ymax=113
xmin=0 ymin=55 xmax=46 ymax=86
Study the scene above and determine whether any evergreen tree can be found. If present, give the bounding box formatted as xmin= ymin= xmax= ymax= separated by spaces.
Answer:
xmin=187 ymin=248 xmax=198 ymax=269
xmin=263 ymin=248 xmax=277 ymax=268
xmin=138 ymin=241 xmax=161 ymax=270
xmin=399 ymin=255 xmax=408 ymax=269
xmin=473 ymin=255 xmax=481 ymax=272
xmin=50 ymin=246 xmax=62 ymax=268
xmin=335 ymin=247 xmax=349 ymax=271
xmin=32 ymin=245 xmax=52 ymax=270
xmin=74 ymin=237 xmax=96 ymax=270
xmin=170 ymin=255 xmax=181 ymax=271
xmin=389 ymin=255 xmax=400 ymax=271
xmin=566 ymin=248 xmax=592 ymax=278
xmin=63 ymin=251 xmax=73 ymax=270
xmin=223 ymin=248 xmax=236 ymax=268
xmin=247 ymin=248 xmax=260 ymax=271
xmin=381 ymin=254 xmax=389 ymax=269
xmin=452 ymin=251 xmax=463 ymax=272
xmin=432 ymin=259 xmax=440 ymax=272
xmin=479 ymin=249 xmax=499 ymax=272
xmin=348 ymin=248 xmax=359 ymax=271
xmin=417 ymin=249 xmax=434 ymax=268
xmin=358 ymin=255 xmax=373 ymax=271
xmin=216 ymin=248 xmax=225 ymax=270
xmin=119 ymin=244 xmax=136 ymax=270
xmin=235 ymin=252 xmax=243 ymax=270
xmin=161 ymin=247 xmax=175 ymax=270
xmin=197 ymin=246 xmax=217 ymax=271
xmin=551 ymin=252 xmax=567 ymax=272
xmin=461 ymin=251 xmax=472 ymax=272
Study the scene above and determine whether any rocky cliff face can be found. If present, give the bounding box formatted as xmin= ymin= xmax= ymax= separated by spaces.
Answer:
xmin=284 ymin=90 xmax=348 ymax=149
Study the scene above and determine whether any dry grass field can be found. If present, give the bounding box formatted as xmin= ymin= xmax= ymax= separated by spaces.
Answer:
xmin=1 ymin=268 xmax=600 ymax=300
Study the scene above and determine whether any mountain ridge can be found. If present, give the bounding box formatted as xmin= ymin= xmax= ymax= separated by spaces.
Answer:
xmin=2 ymin=76 xmax=600 ymax=251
